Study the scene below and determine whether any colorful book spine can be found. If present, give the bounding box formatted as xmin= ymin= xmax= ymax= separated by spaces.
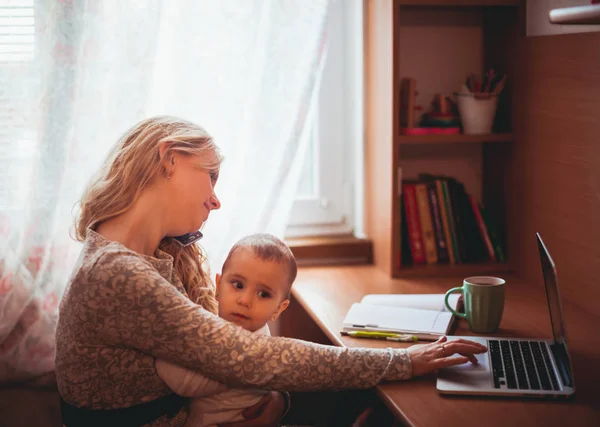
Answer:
xmin=452 ymin=180 xmax=479 ymax=262
xmin=415 ymin=183 xmax=438 ymax=264
xmin=402 ymin=183 xmax=426 ymax=264
xmin=435 ymin=180 xmax=456 ymax=264
xmin=468 ymin=195 xmax=496 ymax=261
xmin=420 ymin=174 xmax=467 ymax=263
xmin=480 ymin=204 xmax=506 ymax=263
xmin=426 ymin=182 xmax=449 ymax=263
xmin=441 ymin=179 xmax=461 ymax=263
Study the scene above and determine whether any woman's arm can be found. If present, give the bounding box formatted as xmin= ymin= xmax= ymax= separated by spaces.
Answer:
xmin=154 ymin=322 xmax=271 ymax=397
xmin=84 ymin=251 xmax=412 ymax=391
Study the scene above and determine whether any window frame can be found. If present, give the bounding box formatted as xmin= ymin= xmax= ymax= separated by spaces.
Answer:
xmin=285 ymin=0 xmax=364 ymax=239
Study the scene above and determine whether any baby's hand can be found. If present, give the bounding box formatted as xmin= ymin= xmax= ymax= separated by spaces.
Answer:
xmin=218 ymin=391 xmax=285 ymax=427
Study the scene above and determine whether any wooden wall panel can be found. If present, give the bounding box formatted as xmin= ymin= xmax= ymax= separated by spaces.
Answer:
xmin=509 ymin=31 xmax=600 ymax=314
xmin=276 ymin=294 xmax=332 ymax=345
xmin=397 ymin=7 xmax=486 ymax=202
xmin=397 ymin=7 xmax=484 ymax=127
xmin=364 ymin=0 xmax=396 ymax=275
xmin=482 ymin=6 xmax=521 ymax=270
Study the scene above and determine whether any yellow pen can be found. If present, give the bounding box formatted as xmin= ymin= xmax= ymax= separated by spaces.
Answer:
xmin=344 ymin=331 xmax=418 ymax=342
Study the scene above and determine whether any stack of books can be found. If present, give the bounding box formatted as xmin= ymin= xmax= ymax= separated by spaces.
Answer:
xmin=400 ymin=174 xmax=505 ymax=267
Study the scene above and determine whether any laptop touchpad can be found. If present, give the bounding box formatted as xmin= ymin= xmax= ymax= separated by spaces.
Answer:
xmin=448 ymin=352 xmax=489 ymax=372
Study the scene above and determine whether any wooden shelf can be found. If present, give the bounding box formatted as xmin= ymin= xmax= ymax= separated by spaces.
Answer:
xmin=287 ymin=236 xmax=373 ymax=266
xmin=397 ymin=0 xmax=521 ymax=6
xmin=365 ymin=0 xmax=520 ymax=279
xmin=395 ymin=262 xmax=512 ymax=278
xmin=397 ymin=133 xmax=513 ymax=145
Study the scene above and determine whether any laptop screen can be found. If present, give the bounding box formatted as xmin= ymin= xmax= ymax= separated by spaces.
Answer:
xmin=536 ymin=233 xmax=567 ymax=343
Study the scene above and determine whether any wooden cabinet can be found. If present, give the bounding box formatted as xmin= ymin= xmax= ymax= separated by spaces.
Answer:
xmin=365 ymin=0 xmax=523 ymax=277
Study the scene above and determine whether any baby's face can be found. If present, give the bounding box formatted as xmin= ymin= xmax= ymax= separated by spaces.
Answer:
xmin=216 ymin=247 xmax=290 ymax=332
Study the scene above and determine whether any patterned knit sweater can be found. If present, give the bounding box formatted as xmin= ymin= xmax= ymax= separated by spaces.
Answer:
xmin=55 ymin=230 xmax=412 ymax=426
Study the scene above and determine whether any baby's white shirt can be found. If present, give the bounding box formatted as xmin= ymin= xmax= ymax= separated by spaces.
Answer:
xmin=155 ymin=324 xmax=270 ymax=427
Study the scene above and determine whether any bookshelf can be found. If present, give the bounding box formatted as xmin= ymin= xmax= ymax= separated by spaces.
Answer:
xmin=392 ymin=261 xmax=512 ymax=278
xmin=365 ymin=0 xmax=522 ymax=278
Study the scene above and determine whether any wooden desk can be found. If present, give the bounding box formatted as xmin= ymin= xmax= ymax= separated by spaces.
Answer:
xmin=281 ymin=265 xmax=600 ymax=427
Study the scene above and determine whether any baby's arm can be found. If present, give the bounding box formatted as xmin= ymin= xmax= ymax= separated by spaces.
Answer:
xmin=155 ymin=358 xmax=227 ymax=398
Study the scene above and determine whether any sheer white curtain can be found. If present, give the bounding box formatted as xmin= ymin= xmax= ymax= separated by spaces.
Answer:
xmin=0 ymin=0 xmax=328 ymax=384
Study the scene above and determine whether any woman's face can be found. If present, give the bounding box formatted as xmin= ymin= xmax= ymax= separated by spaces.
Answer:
xmin=168 ymin=151 xmax=221 ymax=234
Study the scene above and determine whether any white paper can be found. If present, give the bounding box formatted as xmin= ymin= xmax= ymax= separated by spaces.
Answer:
xmin=342 ymin=303 xmax=454 ymax=336
xmin=360 ymin=293 xmax=461 ymax=312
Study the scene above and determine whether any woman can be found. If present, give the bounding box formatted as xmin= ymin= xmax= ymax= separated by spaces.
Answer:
xmin=55 ymin=116 xmax=487 ymax=426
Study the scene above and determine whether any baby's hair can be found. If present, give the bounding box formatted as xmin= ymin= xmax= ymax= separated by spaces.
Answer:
xmin=222 ymin=233 xmax=297 ymax=297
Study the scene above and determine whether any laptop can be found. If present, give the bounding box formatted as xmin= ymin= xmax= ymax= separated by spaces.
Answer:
xmin=436 ymin=233 xmax=575 ymax=398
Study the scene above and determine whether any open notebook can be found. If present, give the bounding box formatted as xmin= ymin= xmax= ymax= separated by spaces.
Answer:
xmin=342 ymin=294 xmax=462 ymax=340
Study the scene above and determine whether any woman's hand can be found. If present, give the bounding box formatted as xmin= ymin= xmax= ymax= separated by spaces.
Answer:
xmin=218 ymin=391 xmax=285 ymax=427
xmin=407 ymin=336 xmax=488 ymax=377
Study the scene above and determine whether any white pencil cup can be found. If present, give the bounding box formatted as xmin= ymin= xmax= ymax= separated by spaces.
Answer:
xmin=455 ymin=93 xmax=498 ymax=135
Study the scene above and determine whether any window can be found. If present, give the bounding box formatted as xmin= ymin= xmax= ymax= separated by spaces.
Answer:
xmin=0 ymin=0 xmax=37 ymax=212
xmin=0 ymin=0 xmax=34 ymax=62
xmin=284 ymin=0 xmax=363 ymax=238
xmin=1 ymin=0 xmax=364 ymax=238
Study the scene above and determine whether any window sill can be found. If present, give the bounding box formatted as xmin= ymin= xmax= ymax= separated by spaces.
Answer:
xmin=286 ymin=236 xmax=373 ymax=267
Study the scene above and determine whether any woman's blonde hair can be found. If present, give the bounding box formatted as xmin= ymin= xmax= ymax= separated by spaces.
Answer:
xmin=75 ymin=115 xmax=223 ymax=314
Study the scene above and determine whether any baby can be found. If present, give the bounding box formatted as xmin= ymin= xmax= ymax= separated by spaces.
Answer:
xmin=155 ymin=233 xmax=296 ymax=427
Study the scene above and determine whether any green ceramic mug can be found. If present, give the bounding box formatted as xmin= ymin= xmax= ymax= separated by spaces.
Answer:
xmin=444 ymin=276 xmax=506 ymax=334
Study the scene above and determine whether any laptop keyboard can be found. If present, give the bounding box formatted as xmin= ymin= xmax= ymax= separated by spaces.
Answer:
xmin=489 ymin=340 xmax=560 ymax=391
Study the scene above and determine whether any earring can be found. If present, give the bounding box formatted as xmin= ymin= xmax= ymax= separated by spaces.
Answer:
xmin=167 ymin=169 xmax=174 ymax=179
